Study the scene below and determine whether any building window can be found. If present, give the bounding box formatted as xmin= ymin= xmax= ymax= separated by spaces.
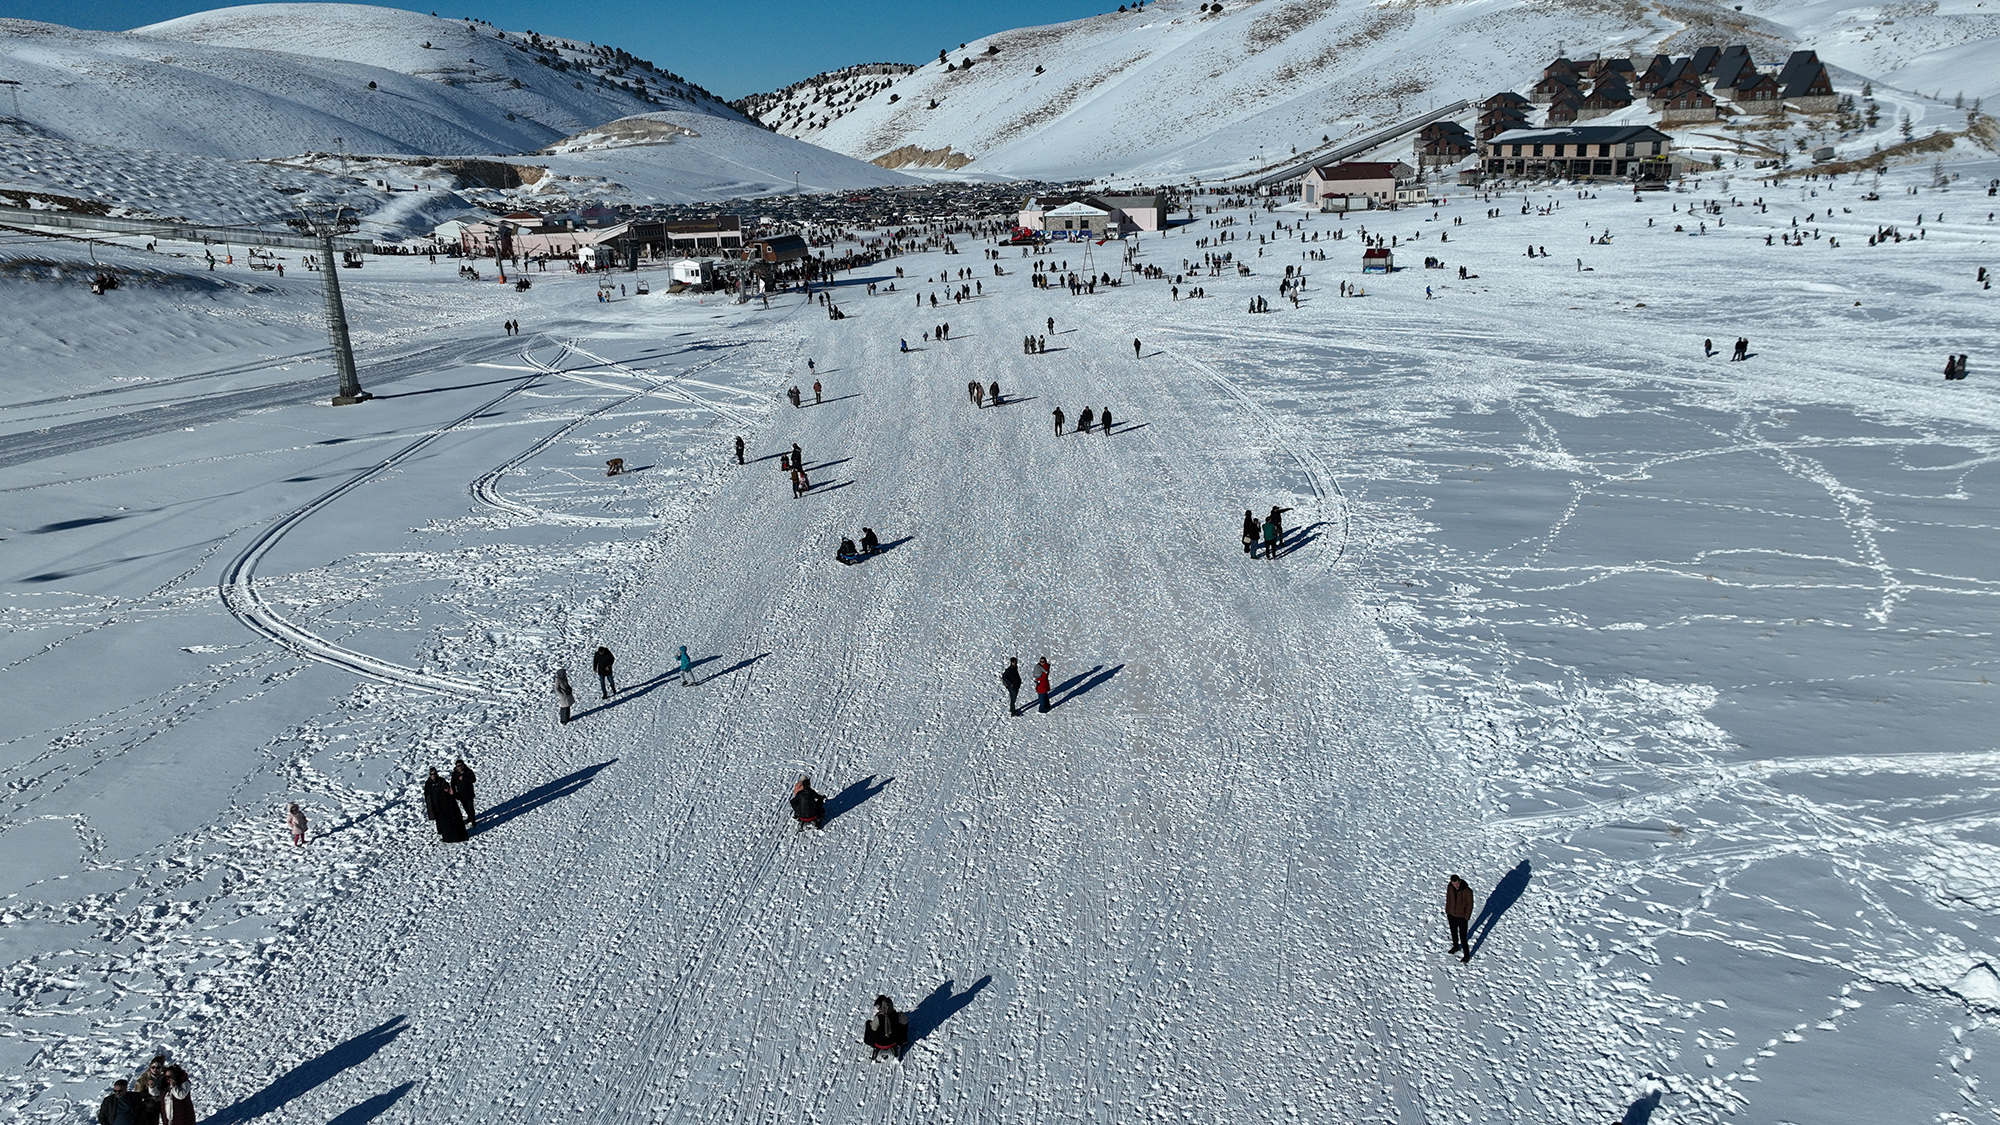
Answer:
xmin=1533 ymin=144 xmax=1543 ymax=156
xmin=1599 ymin=144 xmax=1611 ymax=157
xmin=1650 ymin=142 xmax=1662 ymax=155
xmin=1625 ymin=143 xmax=1635 ymax=157
xmin=1511 ymin=144 xmax=1522 ymax=157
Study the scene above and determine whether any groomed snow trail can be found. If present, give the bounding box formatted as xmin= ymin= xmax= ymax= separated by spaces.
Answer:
xmin=177 ymin=285 xmax=1477 ymax=1122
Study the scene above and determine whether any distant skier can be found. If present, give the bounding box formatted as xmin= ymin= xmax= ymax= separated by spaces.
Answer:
xmin=553 ymin=667 xmax=576 ymax=724
xmin=1241 ymin=510 xmax=1258 ymax=556
xmin=1035 ymin=657 xmax=1052 ymax=714
xmin=592 ymin=646 xmax=616 ymax=698
xmin=735 ymin=436 xmax=746 ymax=465
xmin=1001 ymin=656 xmax=1023 ymax=716
xmin=1446 ymin=874 xmax=1474 ymax=962
xmin=1053 ymin=407 xmax=1065 ymax=436
xmin=863 ymin=995 xmax=909 ymax=1058
xmin=451 ymin=757 xmax=477 ymax=828
xmin=678 ymin=644 xmax=694 ymax=685
xmin=286 ymin=802 xmax=308 ymax=847
xmin=792 ymin=776 xmax=826 ymax=830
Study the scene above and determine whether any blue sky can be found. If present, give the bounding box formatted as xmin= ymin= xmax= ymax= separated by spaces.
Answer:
xmin=0 ymin=0 xmax=1119 ymax=99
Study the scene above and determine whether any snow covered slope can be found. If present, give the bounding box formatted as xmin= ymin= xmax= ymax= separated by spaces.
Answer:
xmin=512 ymin=111 xmax=916 ymax=206
xmin=0 ymin=3 xmax=735 ymax=159
xmin=746 ymin=0 xmax=2000 ymax=180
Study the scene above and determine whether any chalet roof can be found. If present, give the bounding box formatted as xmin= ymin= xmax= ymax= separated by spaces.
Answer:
xmin=1484 ymin=91 xmax=1531 ymax=108
xmin=1777 ymin=49 xmax=1821 ymax=90
xmin=1098 ymin=193 xmax=1164 ymax=210
xmin=1582 ymin=86 xmax=1634 ymax=108
xmin=1689 ymin=46 xmax=1721 ymax=75
xmin=1310 ymin=161 xmax=1414 ymax=181
xmin=1735 ymin=70 xmax=1779 ymax=93
xmin=1488 ymin=125 xmax=1673 ymax=145
xmin=1423 ymin=120 xmax=1474 ymax=140
xmin=1710 ymin=45 xmax=1753 ymax=90
xmin=1362 ymin=247 xmax=1393 ymax=258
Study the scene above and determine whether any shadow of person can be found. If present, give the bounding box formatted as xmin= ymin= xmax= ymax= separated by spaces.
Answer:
xmin=476 ymin=759 xmax=618 ymax=834
xmin=1468 ymin=859 xmax=1533 ymax=959
xmin=1622 ymin=1089 xmax=1663 ymax=1125
xmin=823 ymin=775 xmax=894 ymax=825
xmin=325 ymin=1082 xmax=415 ymax=1125
xmin=204 ymin=1016 xmax=409 ymax=1125
xmin=906 ymin=975 xmax=994 ymax=1050
xmin=1050 ymin=663 xmax=1123 ymax=708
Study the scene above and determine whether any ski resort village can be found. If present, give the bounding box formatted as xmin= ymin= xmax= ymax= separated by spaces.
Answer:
xmin=4 ymin=0 xmax=2000 ymax=1121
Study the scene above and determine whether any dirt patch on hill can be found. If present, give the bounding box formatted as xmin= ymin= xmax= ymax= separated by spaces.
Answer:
xmin=871 ymin=145 xmax=975 ymax=170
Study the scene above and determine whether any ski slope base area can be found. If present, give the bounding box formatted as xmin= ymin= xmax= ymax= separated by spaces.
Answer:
xmin=5 ymin=165 xmax=2000 ymax=1124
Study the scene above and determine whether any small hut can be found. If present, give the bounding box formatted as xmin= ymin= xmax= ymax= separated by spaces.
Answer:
xmin=1362 ymin=247 xmax=1394 ymax=273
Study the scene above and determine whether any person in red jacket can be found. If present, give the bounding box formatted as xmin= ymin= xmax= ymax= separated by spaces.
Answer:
xmin=1034 ymin=657 xmax=1052 ymax=714
xmin=1446 ymin=874 xmax=1475 ymax=962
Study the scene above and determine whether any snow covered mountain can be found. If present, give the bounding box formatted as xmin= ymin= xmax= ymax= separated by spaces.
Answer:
xmin=1 ymin=4 xmax=734 ymax=159
xmin=743 ymin=0 xmax=2000 ymax=180
xmin=0 ymin=4 xmax=913 ymax=216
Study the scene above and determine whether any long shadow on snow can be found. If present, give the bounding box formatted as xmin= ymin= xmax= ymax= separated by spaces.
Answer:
xmin=842 ymin=536 xmax=914 ymax=566
xmin=573 ymin=663 xmax=714 ymax=719
xmin=906 ymin=975 xmax=993 ymax=1050
xmin=373 ymin=374 xmax=536 ymax=400
xmin=1103 ymin=422 xmax=1149 ymax=436
xmin=699 ymin=652 xmax=770 ymax=685
xmin=1622 ymin=1090 xmax=1663 ymax=1125
xmin=984 ymin=395 xmax=1038 ymax=408
xmin=204 ymin=1015 xmax=409 ymax=1125
xmin=326 ymin=1083 xmax=415 ymax=1125
xmin=811 ymin=393 xmax=862 ymax=406
xmin=1468 ymin=859 xmax=1532 ymax=959
xmin=477 ymin=759 xmax=618 ymax=835
xmin=805 ymin=457 xmax=852 ymax=472
xmin=823 ymin=775 xmax=894 ymax=826
xmin=804 ymin=480 xmax=854 ymax=496
xmin=1050 ymin=663 xmax=1124 ymax=708
xmin=1281 ymin=521 xmax=1329 ymax=556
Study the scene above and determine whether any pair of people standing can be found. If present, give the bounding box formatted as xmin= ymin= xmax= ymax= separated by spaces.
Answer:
xmin=999 ymin=657 xmax=1053 ymax=715
xmin=423 ymin=759 xmax=477 ymax=842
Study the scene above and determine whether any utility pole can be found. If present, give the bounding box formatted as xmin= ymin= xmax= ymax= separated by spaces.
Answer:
xmin=290 ymin=205 xmax=369 ymax=405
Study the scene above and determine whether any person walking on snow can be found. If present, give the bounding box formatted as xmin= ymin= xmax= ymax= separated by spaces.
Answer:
xmin=1100 ymin=407 xmax=1111 ymax=435
xmin=1053 ymin=407 xmax=1065 ymax=436
xmin=1078 ymin=407 xmax=1095 ymax=433
xmin=553 ymin=667 xmax=575 ymax=724
xmin=1446 ymin=874 xmax=1475 ymax=962
xmin=864 ymin=995 xmax=910 ymax=1058
xmin=1241 ymin=510 xmax=1259 ymax=556
xmin=791 ymin=776 xmax=826 ymax=830
xmin=1262 ymin=514 xmax=1280 ymax=559
xmin=1267 ymin=505 xmax=1292 ymax=545
xmin=735 ymin=436 xmax=746 ymax=465
xmin=592 ymin=646 xmax=616 ymax=698
xmin=286 ymin=802 xmax=308 ymax=847
xmin=989 ymin=380 xmax=1001 ymax=406
xmin=792 ymin=443 xmax=804 ymax=470
xmin=678 ymin=644 xmax=694 ymax=686
xmin=451 ymin=758 xmax=477 ymax=828
xmin=1133 ymin=338 xmax=1142 ymax=359
xmin=1001 ymin=657 xmax=1023 ymax=716
xmin=1035 ymin=657 xmax=1052 ymax=714
xmin=792 ymin=466 xmax=810 ymax=498
xmin=813 ymin=380 xmax=822 ymax=404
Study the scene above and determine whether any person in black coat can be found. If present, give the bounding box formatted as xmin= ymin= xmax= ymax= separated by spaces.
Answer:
xmin=863 ymin=995 xmax=909 ymax=1058
xmin=592 ymin=645 xmax=616 ymax=698
xmin=1241 ymin=510 xmax=1259 ymax=556
xmin=734 ymin=436 xmax=746 ymax=464
xmin=98 ymin=1080 xmax=141 ymax=1125
xmin=1267 ymin=505 xmax=1293 ymax=547
xmin=860 ymin=527 xmax=881 ymax=555
xmin=988 ymin=380 xmax=1001 ymax=405
xmin=837 ymin=538 xmax=862 ymax=564
xmin=791 ymin=776 xmax=826 ymax=829
xmin=450 ymin=758 xmax=477 ymax=828
xmin=1000 ymin=657 xmax=1023 ymax=716
xmin=424 ymin=768 xmax=468 ymax=843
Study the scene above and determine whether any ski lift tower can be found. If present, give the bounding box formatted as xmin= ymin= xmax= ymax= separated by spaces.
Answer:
xmin=288 ymin=204 xmax=370 ymax=405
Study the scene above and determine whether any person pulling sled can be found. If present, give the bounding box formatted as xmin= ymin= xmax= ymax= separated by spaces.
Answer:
xmin=792 ymin=777 xmax=826 ymax=831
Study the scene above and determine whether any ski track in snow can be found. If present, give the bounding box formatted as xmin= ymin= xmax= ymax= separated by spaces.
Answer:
xmin=9 ymin=165 xmax=2000 ymax=1123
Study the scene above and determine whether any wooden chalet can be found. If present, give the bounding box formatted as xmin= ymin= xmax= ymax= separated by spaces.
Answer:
xmin=1481 ymin=125 xmax=1674 ymax=180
